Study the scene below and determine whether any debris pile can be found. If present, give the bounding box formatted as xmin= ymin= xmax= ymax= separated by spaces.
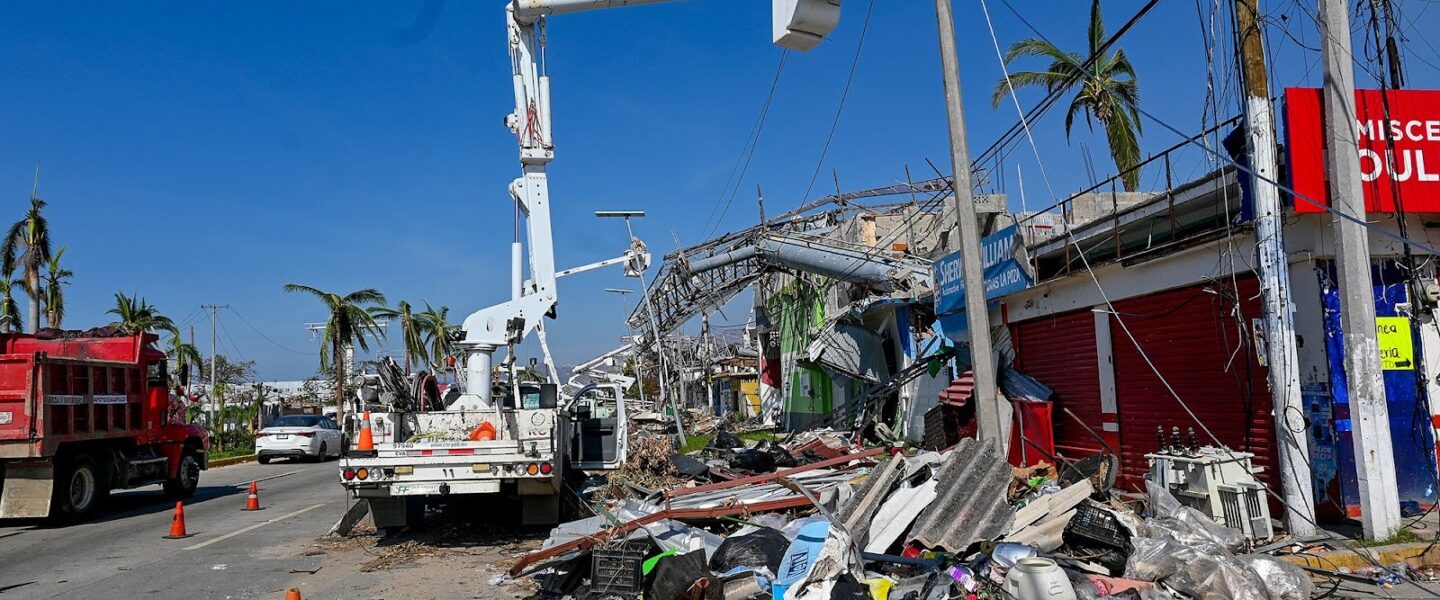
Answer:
xmin=514 ymin=434 xmax=1358 ymax=599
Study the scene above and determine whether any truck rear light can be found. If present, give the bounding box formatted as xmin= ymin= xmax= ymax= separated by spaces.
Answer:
xmin=356 ymin=468 xmax=370 ymax=480
xmin=342 ymin=468 xmax=356 ymax=481
xmin=526 ymin=463 xmax=539 ymax=476
xmin=539 ymin=462 xmax=552 ymax=475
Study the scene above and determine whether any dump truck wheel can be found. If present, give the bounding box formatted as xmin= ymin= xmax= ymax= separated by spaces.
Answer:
xmin=164 ymin=449 xmax=201 ymax=499
xmin=54 ymin=454 xmax=106 ymax=520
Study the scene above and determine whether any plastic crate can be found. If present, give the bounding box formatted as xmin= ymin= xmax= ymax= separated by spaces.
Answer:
xmin=1065 ymin=502 xmax=1128 ymax=550
xmin=591 ymin=544 xmax=647 ymax=595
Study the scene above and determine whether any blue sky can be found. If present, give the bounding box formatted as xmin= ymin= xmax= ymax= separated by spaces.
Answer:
xmin=2 ymin=1 xmax=1437 ymax=380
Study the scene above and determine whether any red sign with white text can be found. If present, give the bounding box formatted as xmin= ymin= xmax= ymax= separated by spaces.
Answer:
xmin=1286 ymin=87 xmax=1440 ymax=213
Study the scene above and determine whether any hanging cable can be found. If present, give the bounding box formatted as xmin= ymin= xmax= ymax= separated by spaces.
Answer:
xmin=701 ymin=51 xmax=790 ymax=240
xmin=797 ymin=0 xmax=876 ymax=204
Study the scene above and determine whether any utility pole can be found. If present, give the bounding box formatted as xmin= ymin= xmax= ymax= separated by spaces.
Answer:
xmin=189 ymin=325 xmax=196 ymax=396
xmin=1319 ymin=0 xmax=1402 ymax=540
xmin=934 ymin=0 xmax=1002 ymax=446
xmin=1234 ymin=0 xmax=1315 ymax=535
xmin=203 ymin=304 xmax=229 ymax=436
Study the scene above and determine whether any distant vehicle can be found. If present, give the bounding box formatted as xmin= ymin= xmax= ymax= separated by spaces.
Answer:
xmin=256 ymin=415 xmax=343 ymax=464
xmin=0 ymin=331 xmax=210 ymax=520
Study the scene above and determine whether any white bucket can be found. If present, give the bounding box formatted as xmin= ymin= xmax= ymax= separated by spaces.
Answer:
xmin=1002 ymin=557 xmax=1077 ymax=600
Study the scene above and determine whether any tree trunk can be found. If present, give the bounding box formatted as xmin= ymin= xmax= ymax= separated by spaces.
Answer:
xmin=333 ymin=336 xmax=346 ymax=424
xmin=25 ymin=270 xmax=38 ymax=334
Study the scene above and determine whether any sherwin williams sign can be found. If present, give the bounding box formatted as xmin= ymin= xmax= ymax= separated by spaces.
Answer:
xmin=934 ymin=224 xmax=1030 ymax=336
xmin=1286 ymin=87 xmax=1440 ymax=213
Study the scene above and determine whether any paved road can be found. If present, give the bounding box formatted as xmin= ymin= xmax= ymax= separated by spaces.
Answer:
xmin=0 ymin=457 xmax=351 ymax=599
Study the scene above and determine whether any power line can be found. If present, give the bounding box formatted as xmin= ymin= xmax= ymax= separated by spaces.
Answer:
xmin=228 ymin=307 xmax=314 ymax=355
xmin=701 ymin=51 xmax=790 ymax=240
xmin=217 ymin=317 xmax=247 ymax=364
xmin=797 ymin=0 xmax=876 ymax=204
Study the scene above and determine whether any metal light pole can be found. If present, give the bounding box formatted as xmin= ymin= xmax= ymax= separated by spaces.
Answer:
xmin=604 ymin=287 xmax=647 ymax=408
xmin=596 ymin=211 xmax=686 ymax=444
xmin=933 ymin=0 xmax=1002 ymax=446
xmin=1319 ymin=0 xmax=1402 ymax=540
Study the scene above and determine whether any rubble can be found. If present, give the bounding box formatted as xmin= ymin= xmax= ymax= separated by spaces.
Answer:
xmin=516 ymin=421 xmax=1358 ymax=600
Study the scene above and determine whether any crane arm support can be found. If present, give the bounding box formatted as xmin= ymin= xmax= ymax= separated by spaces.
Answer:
xmin=512 ymin=0 xmax=681 ymax=24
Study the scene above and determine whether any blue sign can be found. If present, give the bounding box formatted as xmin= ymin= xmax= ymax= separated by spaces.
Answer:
xmin=933 ymin=225 xmax=1031 ymax=337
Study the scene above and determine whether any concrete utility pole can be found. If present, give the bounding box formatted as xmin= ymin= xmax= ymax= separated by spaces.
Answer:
xmin=203 ymin=304 xmax=228 ymax=433
xmin=934 ymin=0 xmax=1002 ymax=445
xmin=1319 ymin=0 xmax=1402 ymax=540
xmin=1234 ymin=0 xmax=1316 ymax=535
xmin=189 ymin=325 xmax=196 ymax=396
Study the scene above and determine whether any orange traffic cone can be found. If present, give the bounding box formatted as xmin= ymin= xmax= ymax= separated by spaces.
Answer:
xmin=243 ymin=481 xmax=261 ymax=511
xmin=164 ymin=501 xmax=190 ymax=539
xmin=285 ymin=588 xmax=302 ymax=600
xmin=356 ymin=411 xmax=374 ymax=451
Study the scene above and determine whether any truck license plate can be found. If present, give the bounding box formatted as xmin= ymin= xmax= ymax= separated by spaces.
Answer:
xmin=392 ymin=483 xmax=440 ymax=496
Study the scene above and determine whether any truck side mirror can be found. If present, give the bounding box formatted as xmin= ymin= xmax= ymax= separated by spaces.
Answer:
xmin=539 ymin=383 xmax=558 ymax=409
xmin=179 ymin=367 xmax=189 ymax=389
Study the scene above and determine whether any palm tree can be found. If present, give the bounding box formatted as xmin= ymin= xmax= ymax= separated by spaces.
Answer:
xmin=991 ymin=0 xmax=1143 ymax=191
xmin=418 ymin=304 xmax=456 ymax=370
xmin=107 ymin=292 xmax=175 ymax=334
xmin=2 ymin=192 xmax=53 ymax=333
xmin=370 ymin=300 xmax=427 ymax=373
xmin=164 ymin=325 xmax=202 ymax=390
xmin=282 ymin=284 xmax=387 ymax=421
xmin=42 ymin=246 xmax=72 ymax=329
xmin=0 ymin=274 xmax=23 ymax=333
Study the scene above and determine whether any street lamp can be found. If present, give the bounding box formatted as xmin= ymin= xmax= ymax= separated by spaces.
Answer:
xmin=596 ymin=210 xmax=686 ymax=443
xmin=603 ymin=288 xmax=648 ymax=409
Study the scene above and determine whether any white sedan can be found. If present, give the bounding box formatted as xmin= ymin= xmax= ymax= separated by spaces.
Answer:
xmin=255 ymin=415 xmax=344 ymax=464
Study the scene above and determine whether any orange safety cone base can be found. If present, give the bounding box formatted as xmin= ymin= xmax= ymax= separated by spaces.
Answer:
xmin=164 ymin=501 xmax=192 ymax=539
xmin=243 ymin=481 xmax=263 ymax=511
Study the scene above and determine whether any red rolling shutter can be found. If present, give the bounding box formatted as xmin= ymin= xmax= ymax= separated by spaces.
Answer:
xmin=1011 ymin=309 xmax=1104 ymax=459
xmin=1108 ymin=276 xmax=1277 ymax=494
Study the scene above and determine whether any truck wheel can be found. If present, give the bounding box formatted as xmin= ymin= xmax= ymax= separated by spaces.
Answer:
xmin=164 ymin=449 xmax=201 ymax=499
xmin=54 ymin=454 xmax=106 ymax=520
xmin=257 ymin=455 xmax=271 ymax=465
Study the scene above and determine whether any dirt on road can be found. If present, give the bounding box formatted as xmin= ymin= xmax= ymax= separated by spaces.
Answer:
xmin=284 ymin=502 xmax=547 ymax=600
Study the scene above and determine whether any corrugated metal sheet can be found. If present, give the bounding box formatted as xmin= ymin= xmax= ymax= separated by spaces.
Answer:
xmin=907 ymin=437 xmax=1013 ymax=553
xmin=1109 ymin=276 xmax=1277 ymax=494
xmin=1012 ymin=309 xmax=1103 ymax=457
xmin=835 ymin=455 xmax=907 ymax=548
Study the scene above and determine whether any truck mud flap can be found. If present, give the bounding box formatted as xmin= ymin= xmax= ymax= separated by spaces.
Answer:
xmin=0 ymin=459 xmax=54 ymax=519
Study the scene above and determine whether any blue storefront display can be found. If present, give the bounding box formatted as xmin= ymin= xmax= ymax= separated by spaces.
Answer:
xmin=1313 ymin=260 xmax=1438 ymax=517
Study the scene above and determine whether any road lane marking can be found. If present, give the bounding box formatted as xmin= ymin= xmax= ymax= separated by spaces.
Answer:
xmin=221 ymin=470 xmax=301 ymax=488
xmin=184 ymin=503 xmax=327 ymax=550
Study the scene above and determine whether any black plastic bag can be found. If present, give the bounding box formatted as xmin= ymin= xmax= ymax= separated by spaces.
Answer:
xmin=709 ymin=528 xmax=790 ymax=574
xmin=729 ymin=448 xmax=775 ymax=473
xmin=712 ymin=430 xmax=744 ymax=450
xmin=831 ymin=573 xmax=871 ymax=600
xmin=646 ymin=549 xmax=710 ymax=600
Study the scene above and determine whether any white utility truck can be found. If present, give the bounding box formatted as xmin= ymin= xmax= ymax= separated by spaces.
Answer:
xmin=339 ymin=0 xmax=840 ymax=529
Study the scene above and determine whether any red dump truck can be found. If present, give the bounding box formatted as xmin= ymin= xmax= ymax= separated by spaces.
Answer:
xmin=0 ymin=332 xmax=209 ymax=520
